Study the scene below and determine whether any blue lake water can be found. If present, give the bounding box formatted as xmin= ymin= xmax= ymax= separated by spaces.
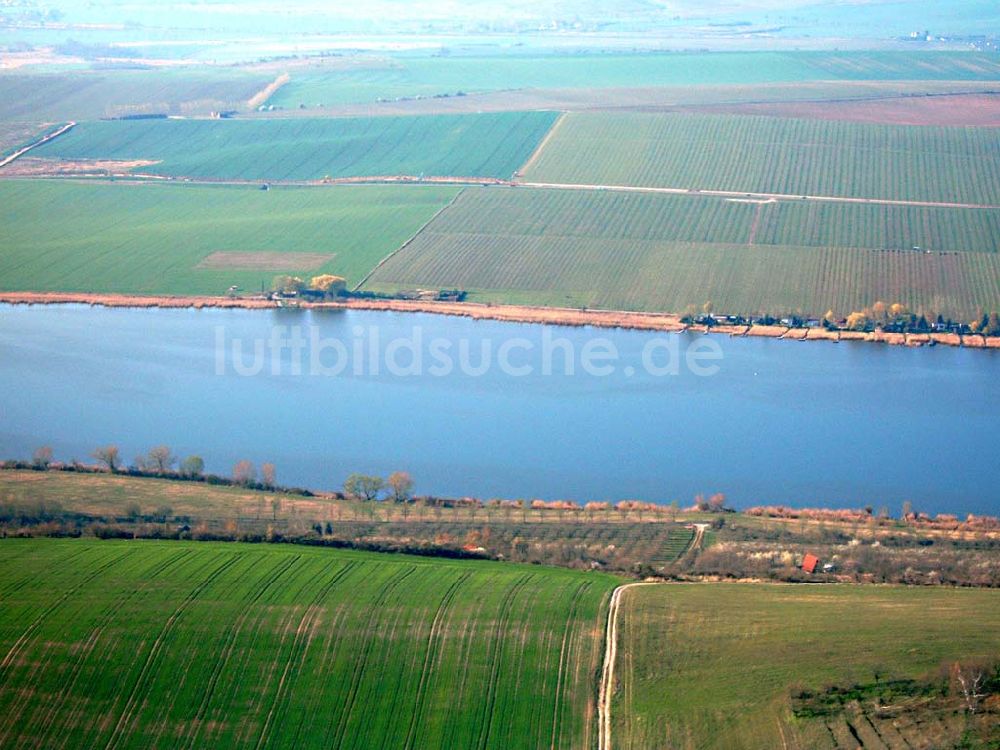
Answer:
xmin=0 ymin=304 xmax=998 ymax=516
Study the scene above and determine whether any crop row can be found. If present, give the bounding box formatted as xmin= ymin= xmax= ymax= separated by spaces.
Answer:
xmin=0 ymin=69 xmax=269 ymax=121
xmin=0 ymin=539 xmax=616 ymax=750
xmin=33 ymin=111 xmax=558 ymax=181
xmin=370 ymin=188 xmax=1000 ymax=319
xmin=523 ymin=112 xmax=1000 ymax=204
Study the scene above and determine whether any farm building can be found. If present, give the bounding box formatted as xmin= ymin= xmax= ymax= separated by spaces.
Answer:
xmin=801 ymin=553 xmax=820 ymax=574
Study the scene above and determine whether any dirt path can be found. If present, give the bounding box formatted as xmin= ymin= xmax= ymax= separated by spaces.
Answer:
xmin=515 ymin=112 xmax=567 ymax=178
xmin=9 ymin=161 xmax=997 ymax=212
xmin=515 ymin=180 xmax=1000 ymax=211
xmin=598 ymin=582 xmax=662 ymax=750
xmin=0 ymin=122 xmax=76 ymax=170
xmin=247 ymin=73 xmax=290 ymax=110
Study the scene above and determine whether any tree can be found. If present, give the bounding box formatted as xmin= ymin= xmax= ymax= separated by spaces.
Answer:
xmin=233 ymin=460 xmax=256 ymax=486
xmin=271 ymin=496 xmax=282 ymax=520
xmin=846 ymin=311 xmax=869 ymax=331
xmin=92 ymin=445 xmax=121 ymax=473
xmin=871 ymin=301 xmax=888 ymax=326
xmin=271 ymin=275 xmax=304 ymax=295
xmin=309 ymin=274 xmax=347 ymax=297
xmin=950 ymin=661 xmax=990 ymax=714
xmin=261 ymin=462 xmax=277 ymax=489
xmin=708 ymin=493 xmax=727 ymax=512
xmin=901 ymin=500 xmax=913 ymax=521
xmin=387 ymin=471 xmax=414 ymax=503
xmin=32 ymin=445 xmax=53 ymax=470
xmin=179 ymin=455 xmax=205 ymax=478
xmin=124 ymin=501 xmax=141 ymax=520
xmin=146 ymin=445 xmax=176 ymax=473
xmin=344 ymin=473 xmax=384 ymax=502
xmin=154 ymin=505 xmax=173 ymax=522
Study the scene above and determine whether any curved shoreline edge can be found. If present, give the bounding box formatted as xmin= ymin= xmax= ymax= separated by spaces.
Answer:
xmin=1 ymin=292 xmax=998 ymax=350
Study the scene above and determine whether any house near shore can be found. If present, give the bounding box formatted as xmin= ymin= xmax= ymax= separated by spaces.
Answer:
xmin=801 ymin=553 xmax=820 ymax=574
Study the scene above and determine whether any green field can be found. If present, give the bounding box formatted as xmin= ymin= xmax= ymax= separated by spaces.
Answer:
xmin=365 ymin=187 xmax=1000 ymax=319
xmin=31 ymin=111 xmax=558 ymax=181
xmin=0 ymin=538 xmax=617 ymax=749
xmin=613 ymin=584 xmax=1000 ymax=750
xmin=0 ymin=69 xmax=271 ymax=121
xmin=523 ymin=112 xmax=1000 ymax=204
xmin=0 ymin=180 xmax=457 ymax=294
xmin=267 ymin=51 xmax=1000 ymax=109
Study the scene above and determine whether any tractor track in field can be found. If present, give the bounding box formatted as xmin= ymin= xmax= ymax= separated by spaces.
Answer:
xmin=598 ymin=582 xmax=662 ymax=750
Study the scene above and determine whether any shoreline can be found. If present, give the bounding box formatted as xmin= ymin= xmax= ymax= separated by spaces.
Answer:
xmin=1 ymin=291 xmax=997 ymax=349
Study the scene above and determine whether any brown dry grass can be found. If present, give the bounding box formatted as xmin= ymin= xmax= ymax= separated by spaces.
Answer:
xmin=963 ymin=335 xmax=987 ymax=348
xmin=838 ymin=330 xmax=874 ymax=341
xmin=747 ymin=325 xmax=787 ymax=338
xmin=247 ymin=73 xmax=291 ymax=110
xmin=1 ymin=158 xmax=160 ymax=176
xmin=930 ymin=333 xmax=963 ymax=346
xmin=195 ymin=251 xmax=334 ymax=271
xmin=686 ymin=93 xmax=1000 ymax=127
xmin=805 ymin=328 xmax=840 ymax=341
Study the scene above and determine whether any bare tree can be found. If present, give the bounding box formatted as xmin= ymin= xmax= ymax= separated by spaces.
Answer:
xmin=387 ymin=471 xmax=414 ymax=503
xmin=261 ymin=462 xmax=277 ymax=489
xmin=233 ymin=460 xmax=256 ymax=486
xmin=271 ymin=496 xmax=282 ymax=520
xmin=147 ymin=445 xmax=176 ymax=474
xmin=92 ymin=445 xmax=121 ymax=473
xmin=32 ymin=446 xmax=53 ymax=469
xmin=951 ymin=661 xmax=990 ymax=714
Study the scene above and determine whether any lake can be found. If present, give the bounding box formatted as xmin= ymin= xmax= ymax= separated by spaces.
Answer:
xmin=1 ymin=303 xmax=998 ymax=516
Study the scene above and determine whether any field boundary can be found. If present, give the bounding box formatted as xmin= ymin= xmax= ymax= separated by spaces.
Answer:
xmin=599 ymin=582 xmax=662 ymax=750
xmin=0 ymin=122 xmax=75 ymax=170
xmin=352 ymin=188 xmax=466 ymax=292
xmin=23 ymin=167 xmax=996 ymax=210
xmin=515 ymin=111 xmax=566 ymax=177
xmin=514 ymin=180 xmax=1000 ymax=211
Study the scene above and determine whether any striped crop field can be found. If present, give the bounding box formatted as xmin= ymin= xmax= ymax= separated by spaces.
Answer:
xmin=365 ymin=187 xmax=1000 ymax=319
xmin=266 ymin=51 xmax=1000 ymax=110
xmin=30 ymin=111 xmax=558 ymax=181
xmin=0 ymin=180 xmax=457 ymax=294
xmin=612 ymin=584 xmax=1000 ymax=750
xmin=521 ymin=112 xmax=1000 ymax=204
xmin=0 ymin=69 xmax=272 ymax=121
xmin=0 ymin=538 xmax=618 ymax=750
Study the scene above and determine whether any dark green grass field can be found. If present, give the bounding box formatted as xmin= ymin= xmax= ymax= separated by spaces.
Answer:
xmin=365 ymin=187 xmax=1000 ymax=319
xmin=614 ymin=584 xmax=1000 ymax=750
xmin=523 ymin=112 xmax=1000 ymax=204
xmin=0 ymin=538 xmax=617 ymax=750
xmin=30 ymin=111 xmax=558 ymax=181
xmin=0 ymin=180 xmax=458 ymax=294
